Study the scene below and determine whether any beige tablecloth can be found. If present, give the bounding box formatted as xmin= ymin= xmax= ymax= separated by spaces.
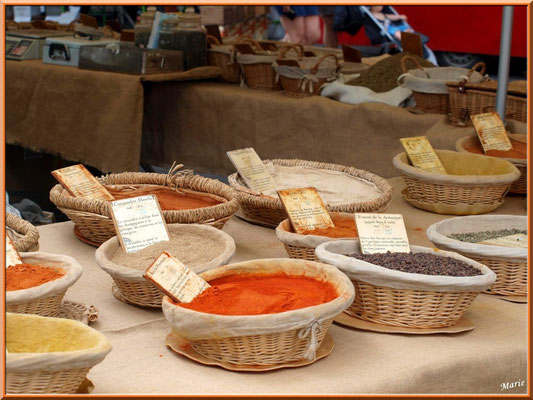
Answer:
xmin=33 ymin=178 xmax=528 ymax=395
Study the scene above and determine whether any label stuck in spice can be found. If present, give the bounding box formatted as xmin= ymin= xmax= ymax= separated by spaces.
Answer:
xmin=471 ymin=112 xmax=513 ymax=152
xmin=6 ymin=235 xmax=22 ymax=268
xmin=478 ymin=233 xmax=528 ymax=248
xmin=109 ymin=195 xmax=170 ymax=253
xmin=278 ymin=187 xmax=334 ymax=234
xmin=143 ymin=251 xmax=210 ymax=303
xmin=400 ymin=136 xmax=447 ymax=174
xmin=355 ymin=213 xmax=410 ymax=254
xmin=227 ymin=148 xmax=276 ymax=193
xmin=51 ymin=164 xmax=114 ymax=201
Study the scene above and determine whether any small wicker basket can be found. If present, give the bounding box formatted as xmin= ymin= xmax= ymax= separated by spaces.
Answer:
xmin=50 ymin=172 xmax=240 ymax=246
xmin=455 ymin=134 xmax=527 ymax=195
xmin=393 ymin=150 xmax=520 ymax=215
xmin=6 ymin=252 xmax=83 ymax=318
xmin=207 ymin=35 xmax=240 ymax=83
xmin=316 ymin=240 xmax=496 ymax=328
xmin=162 ymin=258 xmax=355 ymax=366
xmin=228 ymin=159 xmax=393 ymax=228
xmin=427 ymin=215 xmax=527 ymax=297
xmin=6 ymin=213 xmax=40 ymax=252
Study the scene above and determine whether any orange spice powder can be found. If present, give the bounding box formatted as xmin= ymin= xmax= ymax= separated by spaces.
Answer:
xmin=106 ymin=186 xmax=222 ymax=211
xmin=6 ymin=264 xmax=65 ymax=291
xmin=297 ymin=216 xmax=359 ymax=238
xmin=177 ymin=273 xmax=338 ymax=315
xmin=463 ymin=138 xmax=527 ymax=159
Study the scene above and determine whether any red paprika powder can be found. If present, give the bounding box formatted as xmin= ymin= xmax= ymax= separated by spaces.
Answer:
xmin=297 ymin=216 xmax=358 ymax=238
xmin=177 ymin=273 xmax=338 ymax=315
xmin=463 ymin=138 xmax=527 ymax=159
xmin=6 ymin=264 xmax=65 ymax=291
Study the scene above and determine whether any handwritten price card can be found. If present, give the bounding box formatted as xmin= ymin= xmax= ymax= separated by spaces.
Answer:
xmin=471 ymin=112 xmax=513 ymax=152
xmin=400 ymin=136 xmax=447 ymax=174
xmin=355 ymin=213 xmax=410 ymax=254
xmin=6 ymin=235 xmax=22 ymax=268
xmin=51 ymin=164 xmax=114 ymax=201
xmin=227 ymin=148 xmax=276 ymax=193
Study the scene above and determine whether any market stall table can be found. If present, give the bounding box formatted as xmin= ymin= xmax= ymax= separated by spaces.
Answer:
xmin=33 ymin=178 xmax=527 ymax=395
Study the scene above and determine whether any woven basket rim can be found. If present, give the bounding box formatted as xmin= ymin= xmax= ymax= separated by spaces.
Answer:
xmin=455 ymin=134 xmax=527 ymax=166
xmin=228 ymin=159 xmax=393 ymax=212
xmin=6 ymin=213 xmax=40 ymax=252
xmin=393 ymin=150 xmax=520 ymax=185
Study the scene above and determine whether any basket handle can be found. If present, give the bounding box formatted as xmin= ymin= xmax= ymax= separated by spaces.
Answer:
xmin=236 ymin=36 xmax=262 ymax=52
xmin=277 ymin=44 xmax=304 ymax=60
xmin=401 ymin=55 xmax=424 ymax=73
xmin=207 ymin=35 xmax=221 ymax=46
xmin=311 ymin=54 xmax=339 ymax=75
xmin=466 ymin=61 xmax=486 ymax=79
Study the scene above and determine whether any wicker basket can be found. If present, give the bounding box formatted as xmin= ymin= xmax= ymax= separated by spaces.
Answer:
xmin=162 ymin=258 xmax=355 ymax=366
xmin=207 ymin=35 xmax=240 ymax=83
xmin=276 ymin=212 xmax=357 ymax=261
xmin=455 ymin=134 xmax=527 ymax=195
xmin=6 ymin=213 xmax=40 ymax=252
xmin=393 ymin=150 xmax=520 ymax=215
xmin=6 ymin=313 xmax=111 ymax=394
xmin=229 ymin=159 xmax=393 ymax=228
xmin=427 ymin=215 xmax=527 ymax=297
xmin=50 ymin=172 xmax=240 ymax=246
xmin=447 ymin=79 xmax=527 ymax=126
xmin=6 ymin=252 xmax=83 ymax=317
xmin=316 ymin=240 xmax=496 ymax=328
xmin=95 ymin=223 xmax=236 ymax=308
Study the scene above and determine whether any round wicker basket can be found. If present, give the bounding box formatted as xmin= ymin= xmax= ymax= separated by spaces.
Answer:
xmin=6 ymin=213 xmax=40 ymax=252
xmin=427 ymin=215 xmax=527 ymax=297
xmin=228 ymin=159 xmax=393 ymax=228
xmin=162 ymin=258 xmax=355 ymax=367
xmin=207 ymin=35 xmax=240 ymax=83
xmin=393 ymin=150 xmax=520 ymax=215
xmin=455 ymin=134 xmax=527 ymax=195
xmin=50 ymin=172 xmax=240 ymax=246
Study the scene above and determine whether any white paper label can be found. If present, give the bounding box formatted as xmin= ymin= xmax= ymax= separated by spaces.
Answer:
xmin=478 ymin=234 xmax=528 ymax=248
xmin=51 ymin=164 xmax=114 ymax=201
xmin=355 ymin=213 xmax=410 ymax=254
xmin=471 ymin=112 xmax=513 ymax=152
xmin=6 ymin=236 xmax=22 ymax=268
xmin=109 ymin=195 xmax=169 ymax=253
xmin=143 ymin=251 xmax=210 ymax=303
xmin=227 ymin=148 xmax=276 ymax=193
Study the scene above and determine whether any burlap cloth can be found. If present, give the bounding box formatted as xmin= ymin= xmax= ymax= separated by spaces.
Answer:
xmin=34 ymin=178 xmax=527 ymax=394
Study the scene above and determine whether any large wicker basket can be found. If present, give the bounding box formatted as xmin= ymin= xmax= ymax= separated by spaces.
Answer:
xmin=50 ymin=172 xmax=240 ymax=246
xmin=455 ymin=134 xmax=527 ymax=195
xmin=6 ymin=313 xmax=111 ymax=394
xmin=228 ymin=159 xmax=393 ymax=228
xmin=427 ymin=215 xmax=527 ymax=297
xmin=393 ymin=150 xmax=520 ymax=215
xmin=207 ymin=35 xmax=240 ymax=83
xmin=6 ymin=213 xmax=40 ymax=252
xmin=316 ymin=240 xmax=496 ymax=328
xmin=162 ymin=258 xmax=355 ymax=366
xmin=6 ymin=252 xmax=83 ymax=317
xmin=95 ymin=224 xmax=236 ymax=308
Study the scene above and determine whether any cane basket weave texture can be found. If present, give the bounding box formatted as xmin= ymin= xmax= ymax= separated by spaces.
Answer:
xmin=6 ymin=289 xmax=67 ymax=318
xmin=6 ymin=213 xmax=40 ymax=252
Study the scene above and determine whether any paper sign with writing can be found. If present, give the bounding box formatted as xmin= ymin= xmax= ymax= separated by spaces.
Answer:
xmin=355 ymin=213 xmax=410 ymax=254
xmin=143 ymin=251 xmax=210 ymax=303
xmin=400 ymin=136 xmax=447 ymax=174
xmin=278 ymin=187 xmax=334 ymax=234
xmin=471 ymin=112 xmax=513 ymax=152
xmin=51 ymin=164 xmax=114 ymax=201
xmin=478 ymin=233 xmax=528 ymax=248
xmin=6 ymin=235 xmax=22 ymax=268
xmin=109 ymin=195 xmax=170 ymax=253
xmin=227 ymin=148 xmax=276 ymax=193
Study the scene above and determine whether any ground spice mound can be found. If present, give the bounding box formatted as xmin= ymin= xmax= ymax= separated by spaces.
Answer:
xmin=6 ymin=264 xmax=65 ymax=291
xmin=462 ymin=138 xmax=527 ymax=159
xmin=297 ymin=216 xmax=358 ymax=238
xmin=347 ymin=52 xmax=435 ymax=93
xmin=449 ymin=228 xmax=527 ymax=243
xmin=178 ymin=273 xmax=338 ymax=315
xmin=106 ymin=185 xmax=222 ymax=211
xmin=349 ymin=252 xmax=481 ymax=277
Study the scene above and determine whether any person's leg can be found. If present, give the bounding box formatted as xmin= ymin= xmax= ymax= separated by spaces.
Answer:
xmin=303 ymin=15 xmax=321 ymax=45
xmin=322 ymin=15 xmax=338 ymax=48
xmin=279 ymin=15 xmax=305 ymax=44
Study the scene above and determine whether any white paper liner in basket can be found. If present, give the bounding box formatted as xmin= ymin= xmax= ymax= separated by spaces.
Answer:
xmin=7 ymin=252 xmax=83 ymax=304
xmin=398 ymin=66 xmax=484 ymax=94
xmin=426 ymin=215 xmax=527 ymax=260
xmin=95 ymin=223 xmax=236 ymax=281
xmin=315 ymin=240 xmax=496 ymax=292
xmin=6 ymin=313 xmax=111 ymax=373
xmin=162 ymin=258 xmax=355 ymax=360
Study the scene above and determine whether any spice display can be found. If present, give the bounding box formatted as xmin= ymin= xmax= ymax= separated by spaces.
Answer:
xmin=135 ymin=6 xmax=156 ymax=48
xmin=462 ymin=138 xmax=527 ymax=159
xmin=6 ymin=264 xmax=65 ymax=291
xmin=349 ymin=252 xmax=481 ymax=277
xmin=177 ymin=273 xmax=338 ymax=315
xmin=347 ymin=52 xmax=435 ymax=93
xmin=298 ymin=215 xmax=358 ymax=238
xmin=263 ymin=164 xmax=382 ymax=206
xmin=111 ymin=228 xmax=225 ymax=271
xmin=448 ymin=229 xmax=527 ymax=243
xmin=105 ymin=185 xmax=222 ymax=211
